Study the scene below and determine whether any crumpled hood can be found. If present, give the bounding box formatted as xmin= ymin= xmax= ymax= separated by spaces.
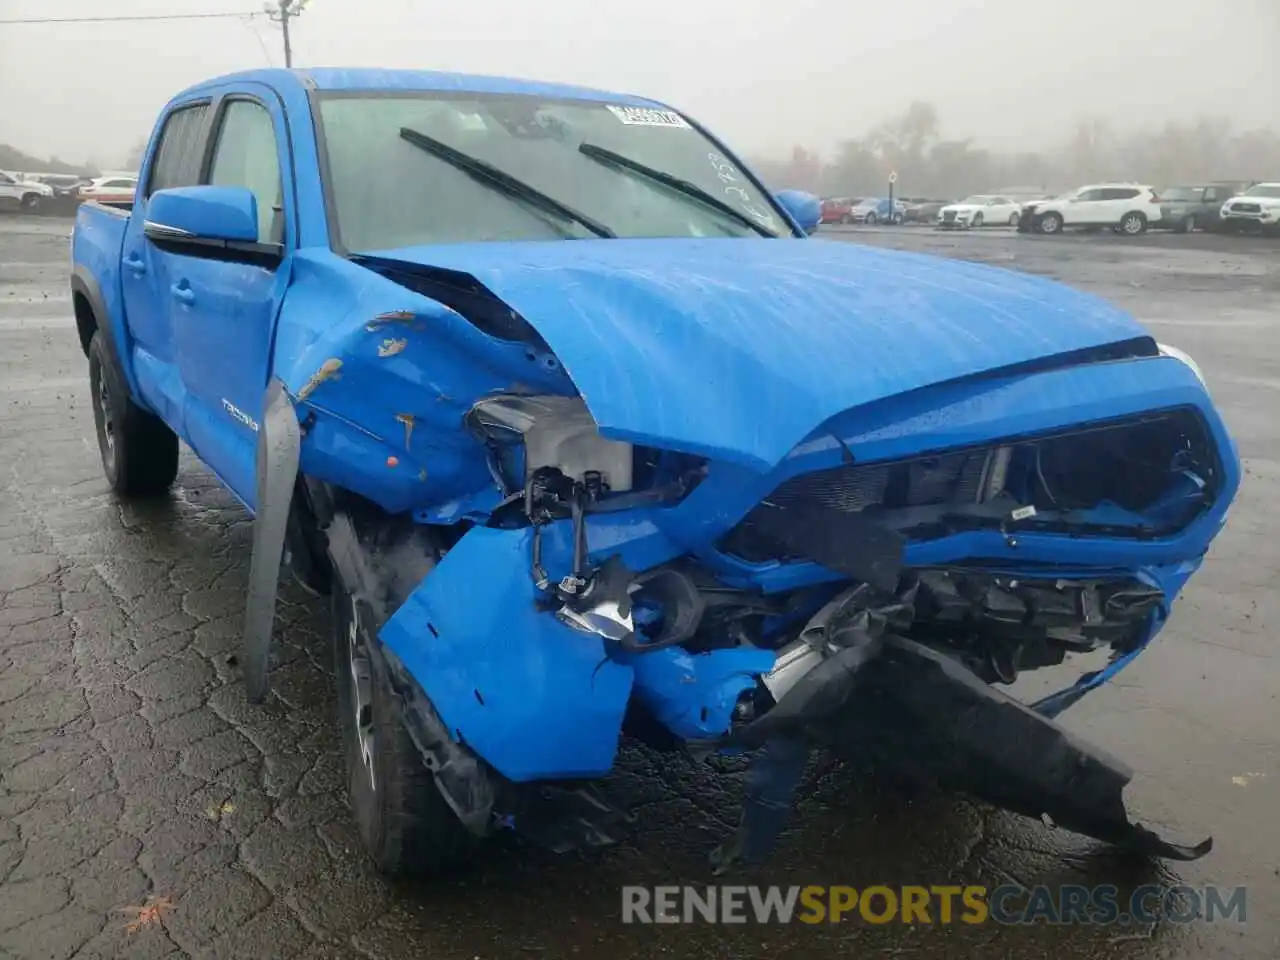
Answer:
xmin=366 ymin=238 xmax=1152 ymax=469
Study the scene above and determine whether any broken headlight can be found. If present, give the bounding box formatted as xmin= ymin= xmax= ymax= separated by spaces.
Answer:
xmin=465 ymin=394 xmax=634 ymax=497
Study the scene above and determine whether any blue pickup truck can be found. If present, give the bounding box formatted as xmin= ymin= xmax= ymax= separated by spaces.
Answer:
xmin=71 ymin=68 xmax=1239 ymax=877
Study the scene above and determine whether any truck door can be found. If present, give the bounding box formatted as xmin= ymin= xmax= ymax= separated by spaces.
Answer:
xmin=168 ymin=90 xmax=293 ymax=509
xmin=120 ymin=99 xmax=213 ymax=430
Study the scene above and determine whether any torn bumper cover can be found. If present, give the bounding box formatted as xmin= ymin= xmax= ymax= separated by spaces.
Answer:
xmin=838 ymin=636 xmax=1212 ymax=861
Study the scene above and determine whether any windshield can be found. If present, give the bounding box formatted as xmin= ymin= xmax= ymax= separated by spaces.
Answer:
xmin=1160 ymin=187 xmax=1203 ymax=201
xmin=959 ymin=195 xmax=991 ymax=204
xmin=315 ymin=93 xmax=792 ymax=250
xmin=1243 ymin=184 xmax=1280 ymax=198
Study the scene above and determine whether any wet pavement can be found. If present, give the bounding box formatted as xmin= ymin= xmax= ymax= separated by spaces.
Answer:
xmin=1 ymin=213 xmax=1277 ymax=959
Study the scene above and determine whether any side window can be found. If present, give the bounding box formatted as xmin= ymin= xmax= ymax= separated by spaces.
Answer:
xmin=0 ymin=173 xmax=13 ymax=185
xmin=1102 ymin=188 xmax=1139 ymax=201
xmin=1075 ymin=189 xmax=1102 ymax=201
xmin=147 ymin=103 xmax=211 ymax=197
xmin=207 ymin=100 xmax=284 ymax=245
xmin=1202 ymin=188 xmax=1219 ymax=202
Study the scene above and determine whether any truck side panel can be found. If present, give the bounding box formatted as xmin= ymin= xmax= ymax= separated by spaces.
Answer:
xmin=70 ymin=203 xmax=147 ymax=402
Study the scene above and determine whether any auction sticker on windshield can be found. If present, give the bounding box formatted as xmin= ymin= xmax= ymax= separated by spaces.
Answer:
xmin=607 ymin=105 xmax=691 ymax=128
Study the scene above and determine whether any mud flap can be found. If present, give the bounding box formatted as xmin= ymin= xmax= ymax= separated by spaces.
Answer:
xmin=242 ymin=379 xmax=301 ymax=704
xmin=844 ymin=636 xmax=1211 ymax=861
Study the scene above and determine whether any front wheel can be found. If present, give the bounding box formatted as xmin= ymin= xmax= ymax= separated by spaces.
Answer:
xmin=1178 ymin=215 xmax=1196 ymax=234
xmin=971 ymin=213 xmax=984 ymax=228
xmin=88 ymin=331 xmax=178 ymax=497
xmin=331 ymin=563 xmax=474 ymax=877
xmin=1008 ymin=211 xmax=1021 ymax=226
xmin=20 ymin=193 xmax=42 ymax=212
xmin=864 ymin=212 xmax=878 ymax=225
xmin=1118 ymin=212 xmax=1147 ymax=235
xmin=1038 ymin=211 xmax=1063 ymax=234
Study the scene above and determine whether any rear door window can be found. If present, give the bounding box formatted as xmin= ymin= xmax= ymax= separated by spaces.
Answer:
xmin=147 ymin=102 xmax=211 ymax=197
xmin=1101 ymin=188 xmax=1140 ymax=200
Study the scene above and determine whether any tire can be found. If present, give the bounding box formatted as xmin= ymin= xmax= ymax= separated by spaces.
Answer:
xmin=840 ymin=213 xmax=853 ymax=224
xmin=330 ymin=539 xmax=474 ymax=878
xmin=1038 ymin=211 xmax=1063 ymax=235
xmin=88 ymin=331 xmax=179 ymax=497
xmin=864 ymin=212 xmax=878 ymax=225
xmin=1179 ymin=215 xmax=1196 ymax=234
xmin=1118 ymin=212 xmax=1147 ymax=235
xmin=971 ymin=213 xmax=984 ymax=228
xmin=20 ymin=193 xmax=41 ymax=212
xmin=1008 ymin=211 xmax=1020 ymax=226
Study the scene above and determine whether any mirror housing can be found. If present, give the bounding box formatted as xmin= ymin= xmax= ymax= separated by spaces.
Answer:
xmin=774 ymin=189 xmax=821 ymax=235
xmin=146 ymin=186 xmax=260 ymax=243
xmin=144 ymin=186 xmax=281 ymax=266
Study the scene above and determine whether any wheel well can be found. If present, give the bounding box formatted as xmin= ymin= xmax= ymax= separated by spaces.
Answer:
xmin=73 ymin=291 xmax=98 ymax=358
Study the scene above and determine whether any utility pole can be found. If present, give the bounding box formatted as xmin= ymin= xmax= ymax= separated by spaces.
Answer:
xmin=265 ymin=0 xmax=312 ymax=68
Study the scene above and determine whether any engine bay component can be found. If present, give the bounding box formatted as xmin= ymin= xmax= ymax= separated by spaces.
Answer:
xmin=467 ymin=394 xmax=633 ymax=494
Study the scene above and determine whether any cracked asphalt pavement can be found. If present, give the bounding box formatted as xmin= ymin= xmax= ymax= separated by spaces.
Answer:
xmin=1 ymin=214 xmax=1277 ymax=959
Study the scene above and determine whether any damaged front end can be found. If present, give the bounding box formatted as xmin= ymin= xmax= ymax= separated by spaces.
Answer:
xmin=268 ymin=244 xmax=1238 ymax=871
xmin=370 ymin=373 xmax=1234 ymax=865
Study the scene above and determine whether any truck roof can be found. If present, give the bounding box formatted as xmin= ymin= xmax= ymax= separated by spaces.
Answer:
xmin=174 ymin=67 xmax=660 ymax=108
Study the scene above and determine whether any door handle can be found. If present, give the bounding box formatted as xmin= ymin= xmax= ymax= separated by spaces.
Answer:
xmin=170 ymin=282 xmax=195 ymax=305
xmin=124 ymin=254 xmax=146 ymax=276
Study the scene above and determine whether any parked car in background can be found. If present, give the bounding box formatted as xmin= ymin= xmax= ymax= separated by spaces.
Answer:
xmin=902 ymin=199 xmax=948 ymax=223
xmin=936 ymin=195 xmax=1023 ymax=229
xmin=1018 ymin=184 xmax=1163 ymax=236
xmin=0 ymin=170 xmax=55 ymax=211
xmin=850 ymin=196 xmax=906 ymax=224
xmin=820 ymin=197 xmax=861 ymax=224
xmin=38 ymin=174 xmax=93 ymax=197
xmin=78 ymin=176 xmax=138 ymax=205
xmin=1219 ymin=182 xmax=1280 ymax=233
xmin=1154 ymin=182 xmax=1254 ymax=233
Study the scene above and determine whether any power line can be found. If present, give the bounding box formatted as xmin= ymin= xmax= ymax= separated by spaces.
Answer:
xmin=0 ymin=12 xmax=259 ymax=25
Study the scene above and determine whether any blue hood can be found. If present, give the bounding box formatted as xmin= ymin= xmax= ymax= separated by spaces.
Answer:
xmin=367 ymin=238 xmax=1152 ymax=470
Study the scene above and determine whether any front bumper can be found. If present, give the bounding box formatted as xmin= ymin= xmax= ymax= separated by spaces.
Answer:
xmin=374 ymin=350 xmax=1237 ymax=860
xmin=1221 ymin=205 xmax=1280 ymax=226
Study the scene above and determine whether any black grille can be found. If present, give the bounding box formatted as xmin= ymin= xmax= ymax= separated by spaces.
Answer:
xmin=719 ymin=409 xmax=1219 ymax=566
xmin=1231 ymin=203 xmax=1261 ymax=214
xmin=722 ymin=451 xmax=991 ymax=563
xmin=942 ymin=210 xmax=957 ymax=222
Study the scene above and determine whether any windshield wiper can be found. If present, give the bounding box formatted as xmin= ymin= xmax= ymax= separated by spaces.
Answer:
xmin=577 ymin=142 xmax=779 ymax=238
xmin=399 ymin=127 xmax=616 ymax=239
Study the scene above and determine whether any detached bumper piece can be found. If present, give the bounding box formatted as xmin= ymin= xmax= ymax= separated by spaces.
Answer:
xmin=842 ymin=636 xmax=1212 ymax=861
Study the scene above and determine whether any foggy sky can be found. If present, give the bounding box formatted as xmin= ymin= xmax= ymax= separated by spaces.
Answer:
xmin=1 ymin=0 xmax=1277 ymax=169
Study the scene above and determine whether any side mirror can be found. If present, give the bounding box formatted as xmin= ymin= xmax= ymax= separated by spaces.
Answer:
xmin=144 ymin=186 xmax=280 ymax=266
xmin=773 ymin=189 xmax=821 ymax=235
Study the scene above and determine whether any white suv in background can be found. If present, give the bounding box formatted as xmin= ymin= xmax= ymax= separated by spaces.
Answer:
xmin=1219 ymin=182 xmax=1280 ymax=232
xmin=1022 ymin=184 xmax=1164 ymax=236
xmin=0 ymin=171 xmax=55 ymax=212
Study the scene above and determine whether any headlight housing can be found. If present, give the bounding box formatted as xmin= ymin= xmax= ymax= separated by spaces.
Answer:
xmin=466 ymin=394 xmax=634 ymax=495
xmin=1157 ymin=342 xmax=1206 ymax=387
